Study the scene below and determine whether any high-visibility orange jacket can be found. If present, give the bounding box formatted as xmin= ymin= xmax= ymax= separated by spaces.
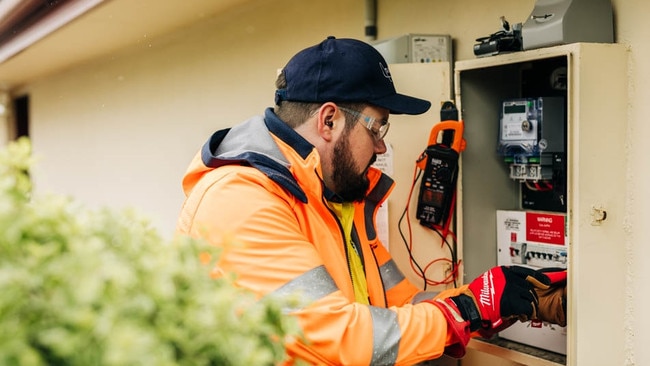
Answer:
xmin=177 ymin=109 xmax=467 ymax=365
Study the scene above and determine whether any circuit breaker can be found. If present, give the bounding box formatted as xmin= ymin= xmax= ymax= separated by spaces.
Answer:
xmin=496 ymin=210 xmax=567 ymax=355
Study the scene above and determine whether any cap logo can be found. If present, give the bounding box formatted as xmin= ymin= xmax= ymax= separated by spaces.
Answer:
xmin=379 ymin=62 xmax=393 ymax=83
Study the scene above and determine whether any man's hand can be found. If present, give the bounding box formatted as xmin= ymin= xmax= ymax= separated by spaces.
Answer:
xmin=427 ymin=266 xmax=550 ymax=357
xmin=461 ymin=266 xmax=549 ymax=330
xmin=429 ymin=266 xmax=550 ymax=357
xmin=528 ymin=268 xmax=568 ymax=327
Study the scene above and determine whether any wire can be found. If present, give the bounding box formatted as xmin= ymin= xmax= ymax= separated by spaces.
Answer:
xmin=524 ymin=180 xmax=553 ymax=191
xmin=398 ymin=155 xmax=461 ymax=291
xmin=420 ymin=197 xmax=460 ymax=288
xmin=398 ymin=167 xmax=427 ymax=289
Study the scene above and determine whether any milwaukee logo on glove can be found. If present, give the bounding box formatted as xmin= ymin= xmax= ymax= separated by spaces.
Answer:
xmin=478 ymin=271 xmax=496 ymax=311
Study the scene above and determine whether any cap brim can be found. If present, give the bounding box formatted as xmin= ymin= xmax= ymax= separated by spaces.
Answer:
xmin=371 ymin=93 xmax=432 ymax=115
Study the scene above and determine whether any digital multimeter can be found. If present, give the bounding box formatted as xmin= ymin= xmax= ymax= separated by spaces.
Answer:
xmin=416 ymin=146 xmax=459 ymax=225
xmin=415 ymin=101 xmax=465 ymax=227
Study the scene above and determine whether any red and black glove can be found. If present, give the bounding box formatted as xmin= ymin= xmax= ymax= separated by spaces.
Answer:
xmin=456 ymin=265 xmax=549 ymax=330
xmin=429 ymin=266 xmax=550 ymax=357
xmin=528 ymin=267 xmax=567 ymax=326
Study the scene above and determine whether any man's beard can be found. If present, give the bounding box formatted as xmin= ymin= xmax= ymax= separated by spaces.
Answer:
xmin=331 ymin=132 xmax=375 ymax=202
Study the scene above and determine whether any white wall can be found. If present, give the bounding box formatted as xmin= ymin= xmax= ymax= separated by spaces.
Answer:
xmin=613 ymin=0 xmax=650 ymax=364
xmin=28 ymin=0 xmax=365 ymax=236
xmin=19 ymin=0 xmax=650 ymax=364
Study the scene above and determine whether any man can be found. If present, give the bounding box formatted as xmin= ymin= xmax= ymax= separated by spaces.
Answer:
xmin=177 ymin=36 xmax=566 ymax=365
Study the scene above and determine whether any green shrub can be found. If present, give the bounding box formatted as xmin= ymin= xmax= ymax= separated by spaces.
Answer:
xmin=0 ymin=137 xmax=298 ymax=365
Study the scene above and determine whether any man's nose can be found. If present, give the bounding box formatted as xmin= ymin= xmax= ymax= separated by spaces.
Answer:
xmin=374 ymin=138 xmax=387 ymax=154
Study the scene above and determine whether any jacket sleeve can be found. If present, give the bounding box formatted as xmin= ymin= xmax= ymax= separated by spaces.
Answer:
xmin=177 ymin=166 xmax=463 ymax=365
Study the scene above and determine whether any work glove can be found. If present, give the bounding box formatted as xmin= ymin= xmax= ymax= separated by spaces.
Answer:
xmin=527 ymin=267 xmax=568 ymax=327
xmin=457 ymin=265 xmax=549 ymax=330
xmin=428 ymin=266 xmax=549 ymax=357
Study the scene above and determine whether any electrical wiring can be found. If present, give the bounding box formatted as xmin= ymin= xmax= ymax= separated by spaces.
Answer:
xmin=398 ymin=162 xmax=461 ymax=291
xmin=419 ymin=194 xmax=461 ymax=289
xmin=524 ymin=180 xmax=553 ymax=191
xmin=398 ymin=168 xmax=427 ymax=288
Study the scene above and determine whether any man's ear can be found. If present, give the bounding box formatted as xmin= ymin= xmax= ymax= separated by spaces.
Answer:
xmin=316 ymin=102 xmax=340 ymax=142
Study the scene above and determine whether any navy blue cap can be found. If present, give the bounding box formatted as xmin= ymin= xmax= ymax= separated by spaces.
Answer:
xmin=275 ymin=36 xmax=432 ymax=115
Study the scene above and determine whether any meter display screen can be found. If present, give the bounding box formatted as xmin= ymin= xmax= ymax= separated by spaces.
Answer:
xmin=504 ymin=104 xmax=526 ymax=114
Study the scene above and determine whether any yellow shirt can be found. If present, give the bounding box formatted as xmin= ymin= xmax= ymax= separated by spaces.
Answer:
xmin=328 ymin=201 xmax=369 ymax=305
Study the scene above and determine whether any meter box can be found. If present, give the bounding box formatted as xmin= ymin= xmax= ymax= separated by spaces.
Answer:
xmin=498 ymin=97 xmax=564 ymax=181
xmin=372 ymin=34 xmax=452 ymax=64
xmin=496 ymin=210 xmax=567 ymax=355
xmin=498 ymin=97 xmax=567 ymax=212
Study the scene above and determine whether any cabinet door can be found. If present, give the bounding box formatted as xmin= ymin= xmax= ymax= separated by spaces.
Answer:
xmin=566 ymin=43 xmax=627 ymax=366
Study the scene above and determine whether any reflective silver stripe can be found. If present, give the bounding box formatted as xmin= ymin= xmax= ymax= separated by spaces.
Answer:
xmin=369 ymin=306 xmax=401 ymax=365
xmin=266 ymin=265 xmax=339 ymax=312
xmin=411 ymin=291 xmax=439 ymax=304
xmin=379 ymin=259 xmax=406 ymax=291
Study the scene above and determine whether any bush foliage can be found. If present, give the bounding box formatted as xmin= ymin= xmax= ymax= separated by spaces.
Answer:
xmin=0 ymin=138 xmax=298 ymax=365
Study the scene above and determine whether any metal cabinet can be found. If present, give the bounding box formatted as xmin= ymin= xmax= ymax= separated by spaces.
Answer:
xmin=454 ymin=43 xmax=628 ymax=366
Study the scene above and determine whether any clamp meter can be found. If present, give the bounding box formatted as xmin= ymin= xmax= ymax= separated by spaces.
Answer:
xmin=415 ymin=101 xmax=466 ymax=227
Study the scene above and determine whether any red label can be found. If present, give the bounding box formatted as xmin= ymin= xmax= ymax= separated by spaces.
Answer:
xmin=525 ymin=212 xmax=565 ymax=245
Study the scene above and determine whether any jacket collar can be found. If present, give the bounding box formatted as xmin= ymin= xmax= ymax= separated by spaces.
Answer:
xmin=199 ymin=108 xmax=393 ymax=206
